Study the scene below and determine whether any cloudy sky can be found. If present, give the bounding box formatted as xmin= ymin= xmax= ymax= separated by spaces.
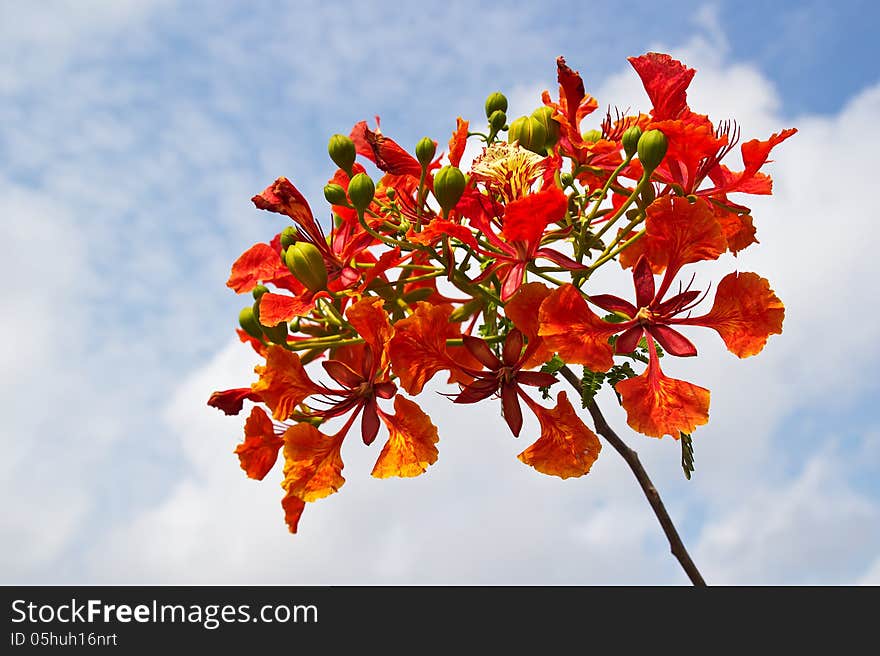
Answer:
xmin=2 ymin=0 xmax=878 ymax=585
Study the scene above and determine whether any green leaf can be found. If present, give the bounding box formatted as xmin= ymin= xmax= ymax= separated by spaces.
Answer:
xmin=580 ymin=368 xmax=605 ymax=408
xmin=605 ymin=362 xmax=637 ymax=403
xmin=680 ymin=432 xmax=695 ymax=480
xmin=538 ymin=355 xmax=565 ymax=399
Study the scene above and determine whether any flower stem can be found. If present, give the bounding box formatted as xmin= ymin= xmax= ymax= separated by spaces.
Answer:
xmin=559 ymin=365 xmax=707 ymax=586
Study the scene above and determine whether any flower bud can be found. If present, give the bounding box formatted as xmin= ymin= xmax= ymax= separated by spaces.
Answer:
xmin=484 ymin=91 xmax=508 ymax=118
xmin=433 ymin=165 xmax=466 ymax=212
xmin=280 ymin=226 xmax=298 ymax=249
xmin=508 ymin=116 xmax=546 ymax=154
xmin=415 ymin=137 xmax=436 ymax=168
xmin=488 ymin=109 xmax=507 ymax=132
xmin=284 ymin=242 xmax=328 ymax=292
xmin=238 ymin=306 xmax=264 ymax=340
xmin=347 ymin=172 xmax=375 ymax=211
xmin=328 ymin=134 xmax=356 ymax=175
xmin=531 ymin=106 xmax=560 ymax=148
xmin=560 ymin=172 xmax=574 ymax=187
xmin=323 ymin=183 xmax=348 ymax=206
xmin=582 ymin=129 xmax=602 ymax=143
xmin=252 ymin=284 xmax=269 ymax=300
xmin=622 ymin=126 xmax=642 ymax=158
xmin=637 ymin=129 xmax=668 ymax=172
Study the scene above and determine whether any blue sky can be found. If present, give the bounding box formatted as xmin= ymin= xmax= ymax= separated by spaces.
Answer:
xmin=1 ymin=0 xmax=879 ymax=584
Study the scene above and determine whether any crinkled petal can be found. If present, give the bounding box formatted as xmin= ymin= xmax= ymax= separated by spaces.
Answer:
xmin=538 ymin=284 xmax=618 ymax=372
xmin=227 ymin=243 xmax=283 ymax=293
xmin=680 ymin=271 xmax=784 ymax=358
xmin=643 ymin=196 xmax=726 ymax=274
xmin=235 ymin=406 xmax=283 ymax=480
xmin=281 ymin=423 xmax=345 ymax=502
xmin=628 ymin=52 xmax=695 ymax=121
xmin=501 ymin=186 xmax=567 ymax=245
xmin=448 ymin=117 xmax=468 ymax=167
xmin=281 ymin=490 xmax=306 ymax=534
xmin=518 ymin=391 xmax=602 ymax=478
xmin=372 ymin=396 xmax=439 ymax=478
xmin=350 ymin=120 xmax=422 ymax=178
xmin=388 ymin=302 xmax=459 ymax=394
xmin=208 ymin=387 xmax=261 ymax=416
xmin=616 ymin=357 xmax=710 ymax=438
xmin=346 ymin=296 xmax=394 ymax=371
xmin=258 ymin=291 xmax=318 ymax=326
xmin=251 ymin=346 xmax=323 ymax=420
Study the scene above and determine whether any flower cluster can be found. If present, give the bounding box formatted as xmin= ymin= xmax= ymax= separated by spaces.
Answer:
xmin=209 ymin=53 xmax=793 ymax=533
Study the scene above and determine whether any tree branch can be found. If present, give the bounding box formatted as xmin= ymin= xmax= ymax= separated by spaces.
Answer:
xmin=559 ymin=365 xmax=706 ymax=586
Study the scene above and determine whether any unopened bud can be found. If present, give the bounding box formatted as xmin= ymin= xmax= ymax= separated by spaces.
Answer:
xmin=488 ymin=110 xmax=507 ymax=132
xmin=560 ymin=172 xmax=574 ymax=187
xmin=582 ymin=129 xmax=602 ymax=143
xmin=637 ymin=129 xmax=668 ymax=172
xmin=239 ymin=306 xmax=264 ymax=340
xmin=415 ymin=137 xmax=437 ymax=168
xmin=347 ymin=172 xmax=375 ymax=211
xmin=323 ymin=183 xmax=348 ymax=206
xmin=485 ymin=91 xmax=508 ymax=118
xmin=280 ymin=226 xmax=298 ymax=249
xmin=433 ymin=165 xmax=466 ymax=212
xmin=328 ymin=134 xmax=356 ymax=175
xmin=531 ymin=106 xmax=560 ymax=148
xmin=622 ymin=126 xmax=642 ymax=158
xmin=508 ymin=116 xmax=546 ymax=154
xmin=285 ymin=242 xmax=328 ymax=292
xmin=252 ymin=284 xmax=269 ymax=300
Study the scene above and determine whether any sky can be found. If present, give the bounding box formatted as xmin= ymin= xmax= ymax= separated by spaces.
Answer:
xmin=1 ymin=0 xmax=879 ymax=585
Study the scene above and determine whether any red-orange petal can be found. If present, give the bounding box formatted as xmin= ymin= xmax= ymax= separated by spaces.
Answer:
xmin=628 ymin=52 xmax=695 ymax=121
xmin=538 ymin=284 xmax=617 ymax=372
xmin=713 ymin=205 xmax=758 ymax=255
xmin=501 ymin=186 xmax=567 ymax=245
xmin=251 ymin=176 xmax=316 ymax=227
xmin=251 ymin=346 xmax=323 ymax=420
xmin=235 ymin=406 xmax=283 ymax=480
xmin=281 ymin=490 xmax=306 ymax=534
xmin=448 ymin=117 xmax=469 ymax=167
xmin=281 ymin=422 xmax=345 ymax=502
xmin=518 ymin=392 xmax=602 ymax=478
xmin=388 ymin=302 xmax=459 ymax=394
xmin=683 ymin=271 xmax=784 ymax=358
xmin=346 ymin=296 xmax=394 ymax=370
xmin=258 ymin=291 xmax=318 ymax=326
xmin=643 ymin=196 xmax=726 ymax=273
xmin=226 ymin=243 xmax=282 ymax=293
xmin=616 ymin=359 xmax=710 ymax=438
xmin=372 ymin=396 xmax=440 ymax=478
xmin=505 ymin=282 xmax=554 ymax=369
xmin=208 ymin=387 xmax=261 ymax=416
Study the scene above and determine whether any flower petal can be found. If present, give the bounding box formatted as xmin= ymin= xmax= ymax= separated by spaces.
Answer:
xmin=538 ymin=284 xmax=618 ymax=372
xmin=628 ymin=52 xmax=695 ymax=121
xmin=388 ymin=302 xmax=459 ymax=394
xmin=372 ymin=396 xmax=439 ymax=478
xmin=235 ymin=406 xmax=283 ymax=480
xmin=226 ymin=243 xmax=283 ymax=293
xmin=207 ymin=387 xmax=261 ymax=416
xmin=505 ymin=282 xmax=554 ymax=368
xmin=643 ymin=196 xmax=726 ymax=274
xmin=616 ymin=356 xmax=709 ymax=438
xmin=517 ymin=391 xmax=602 ymax=478
xmin=448 ymin=117 xmax=469 ymax=167
xmin=258 ymin=291 xmax=318 ymax=326
xmin=350 ymin=120 xmax=422 ymax=178
xmin=680 ymin=271 xmax=784 ymax=358
xmin=281 ymin=422 xmax=345 ymax=502
xmin=281 ymin=490 xmax=306 ymax=534
xmin=500 ymin=186 xmax=567 ymax=245
xmin=346 ymin=296 xmax=394 ymax=371
xmin=251 ymin=346 xmax=323 ymax=420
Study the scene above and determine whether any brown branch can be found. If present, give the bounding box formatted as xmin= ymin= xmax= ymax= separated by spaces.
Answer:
xmin=559 ymin=365 xmax=707 ymax=586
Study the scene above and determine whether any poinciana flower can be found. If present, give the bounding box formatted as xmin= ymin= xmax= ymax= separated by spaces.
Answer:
xmin=539 ymin=195 xmax=784 ymax=438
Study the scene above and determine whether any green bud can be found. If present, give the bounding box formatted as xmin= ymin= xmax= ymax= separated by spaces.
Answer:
xmin=328 ymin=134 xmax=356 ymax=174
xmin=488 ymin=109 xmax=507 ymax=132
xmin=531 ymin=106 xmax=560 ymax=148
xmin=385 ymin=187 xmax=396 ymax=200
xmin=347 ymin=172 xmax=375 ymax=211
xmin=637 ymin=129 xmax=668 ymax=172
xmin=284 ymin=242 xmax=328 ymax=292
xmin=508 ymin=115 xmax=546 ymax=154
xmin=280 ymin=226 xmax=298 ymax=249
xmin=415 ymin=137 xmax=437 ymax=168
xmin=323 ymin=183 xmax=348 ymax=206
xmin=582 ymin=129 xmax=602 ymax=143
xmin=238 ymin=306 xmax=264 ymax=340
xmin=560 ymin=172 xmax=574 ymax=187
xmin=433 ymin=165 xmax=467 ymax=212
xmin=622 ymin=126 xmax=642 ymax=158
xmin=252 ymin=284 xmax=269 ymax=301
xmin=485 ymin=91 xmax=508 ymax=118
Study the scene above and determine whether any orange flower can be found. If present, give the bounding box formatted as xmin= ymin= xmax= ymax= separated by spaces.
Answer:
xmin=504 ymin=282 xmax=554 ymax=369
xmin=388 ymin=302 xmax=462 ymax=394
xmin=518 ymin=392 xmax=602 ymax=478
xmin=235 ymin=406 xmax=283 ymax=480
xmin=372 ymin=396 xmax=440 ymax=478
xmin=251 ymin=346 xmax=323 ymax=420
xmin=281 ymin=422 xmax=346 ymax=502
